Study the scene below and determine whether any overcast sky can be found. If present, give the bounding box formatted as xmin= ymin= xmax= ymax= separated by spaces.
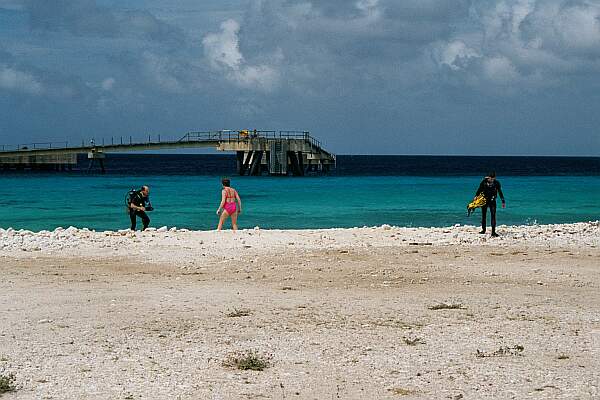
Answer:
xmin=1 ymin=0 xmax=599 ymax=155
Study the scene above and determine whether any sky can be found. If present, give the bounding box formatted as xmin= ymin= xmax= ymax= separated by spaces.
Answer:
xmin=1 ymin=0 xmax=599 ymax=155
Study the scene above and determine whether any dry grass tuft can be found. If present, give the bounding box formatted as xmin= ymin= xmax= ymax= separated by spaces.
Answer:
xmin=476 ymin=345 xmax=524 ymax=358
xmin=226 ymin=308 xmax=252 ymax=318
xmin=0 ymin=372 xmax=16 ymax=394
xmin=388 ymin=387 xmax=415 ymax=395
xmin=428 ymin=302 xmax=464 ymax=310
xmin=403 ymin=337 xmax=426 ymax=346
xmin=223 ymin=351 xmax=271 ymax=371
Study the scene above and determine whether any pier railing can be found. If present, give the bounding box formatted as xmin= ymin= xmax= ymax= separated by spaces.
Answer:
xmin=178 ymin=130 xmax=329 ymax=154
xmin=179 ymin=130 xmax=310 ymax=142
xmin=0 ymin=142 xmax=69 ymax=152
xmin=0 ymin=130 xmax=332 ymax=157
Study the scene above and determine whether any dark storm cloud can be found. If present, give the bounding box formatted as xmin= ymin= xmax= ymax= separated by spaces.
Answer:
xmin=1 ymin=0 xmax=599 ymax=154
xmin=0 ymin=48 xmax=91 ymax=99
xmin=241 ymin=0 xmax=468 ymax=48
xmin=518 ymin=1 xmax=600 ymax=58
xmin=107 ymin=49 xmax=213 ymax=94
xmin=232 ymin=0 xmax=600 ymax=89
xmin=25 ymin=0 xmax=184 ymax=43
xmin=223 ymin=0 xmax=470 ymax=95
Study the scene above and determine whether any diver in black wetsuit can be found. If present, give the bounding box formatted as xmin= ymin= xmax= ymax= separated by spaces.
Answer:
xmin=128 ymin=186 xmax=152 ymax=231
xmin=474 ymin=171 xmax=505 ymax=237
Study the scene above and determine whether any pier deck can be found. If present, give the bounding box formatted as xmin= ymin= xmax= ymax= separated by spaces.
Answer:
xmin=0 ymin=130 xmax=335 ymax=175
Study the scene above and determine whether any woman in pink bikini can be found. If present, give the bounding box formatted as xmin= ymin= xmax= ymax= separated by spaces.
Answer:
xmin=216 ymin=178 xmax=242 ymax=231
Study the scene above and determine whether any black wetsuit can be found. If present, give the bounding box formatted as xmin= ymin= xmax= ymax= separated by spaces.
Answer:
xmin=475 ymin=179 xmax=505 ymax=234
xmin=129 ymin=191 xmax=150 ymax=231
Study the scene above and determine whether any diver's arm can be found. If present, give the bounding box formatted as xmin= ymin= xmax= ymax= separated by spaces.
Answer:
xmin=128 ymin=193 xmax=145 ymax=211
xmin=129 ymin=198 xmax=144 ymax=211
xmin=497 ymin=182 xmax=506 ymax=207
xmin=216 ymin=190 xmax=226 ymax=214
xmin=235 ymin=191 xmax=242 ymax=214
xmin=130 ymin=204 xmax=145 ymax=211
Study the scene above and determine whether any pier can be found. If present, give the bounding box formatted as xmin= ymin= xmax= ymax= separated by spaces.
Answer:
xmin=0 ymin=130 xmax=335 ymax=176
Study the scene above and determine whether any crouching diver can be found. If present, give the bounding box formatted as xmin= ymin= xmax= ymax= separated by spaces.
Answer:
xmin=474 ymin=171 xmax=505 ymax=237
xmin=127 ymin=185 xmax=153 ymax=231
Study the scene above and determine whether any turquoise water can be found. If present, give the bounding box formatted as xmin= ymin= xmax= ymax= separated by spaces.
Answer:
xmin=0 ymin=175 xmax=598 ymax=231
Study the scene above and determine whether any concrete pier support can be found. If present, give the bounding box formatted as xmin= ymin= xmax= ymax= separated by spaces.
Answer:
xmin=87 ymin=151 xmax=106 ymax=174
xmin=268 ymin=140 xmax=288 ymax=175
xmin=236 ymin=151 xmax=245 ymax=175
xmin=265 ymin=151 xmax=271 ymax=175
xmin=244 ymin=151 xmax=254 ymax=175
xmin=297 ymin=151 xmax=305 ymax=176
xmin=233 ymin=143 xmax=333 ymax=176
xmin=287 ymin=151 xmax=303 ymax=176
xmin=249 ymin=151 xmax=263 ymax=176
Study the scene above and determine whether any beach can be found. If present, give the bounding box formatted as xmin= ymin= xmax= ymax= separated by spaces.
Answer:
xmin=4 ymin=0 xmax=600 ymax=397
xmin=1 ymin=222 xmax=599 ymax=399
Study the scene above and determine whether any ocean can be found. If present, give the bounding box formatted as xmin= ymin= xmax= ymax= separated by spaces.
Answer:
xmin=0 ymin=154 xmax=598 ymax=231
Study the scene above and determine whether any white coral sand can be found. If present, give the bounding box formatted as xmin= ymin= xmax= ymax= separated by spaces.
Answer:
xmin=1 ymin=222 xmax=598 ymax=265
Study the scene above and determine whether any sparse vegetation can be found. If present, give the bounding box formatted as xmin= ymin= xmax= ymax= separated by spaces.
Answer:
xmin=223 ymin=351 xmax=271 ymax=371
xmin=0 ymin=372 xmax=16 ymax=394
xmin=428 ymin=302 xmax=464 ymax=310
xmin=226 ymin=308 xmax=251 ymax=318
xmin=534 ymin=384 xmax=560 ymax=392
xmin=403 ymin=337 xmax=425 ymax=346
xmin=370 ymin=318 xmax=420 ymax=329
xmin=388 ymin=387 xmax=415 ymax=396
xmin=476 ymin=345 xmax=524 ymax=358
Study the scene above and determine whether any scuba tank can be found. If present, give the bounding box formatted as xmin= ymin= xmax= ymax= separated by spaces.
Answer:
xmin=125 ymin=188 xmax=137 ymax=214
xmin=125 ymin=188 xmax=154 ymax=213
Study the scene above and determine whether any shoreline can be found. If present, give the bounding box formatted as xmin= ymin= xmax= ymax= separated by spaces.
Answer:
xmin=1 ymin=221 xmax=598 ymax=263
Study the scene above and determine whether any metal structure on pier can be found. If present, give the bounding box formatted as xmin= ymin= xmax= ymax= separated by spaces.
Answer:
xmin=0 ymin=130 xmax=336 ymax=176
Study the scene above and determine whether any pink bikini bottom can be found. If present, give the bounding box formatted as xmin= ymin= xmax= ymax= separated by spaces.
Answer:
xmin=223 ymin=202 xmax=237 ymax=215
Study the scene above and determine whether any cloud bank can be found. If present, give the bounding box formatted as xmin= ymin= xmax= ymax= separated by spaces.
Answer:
xmin=1 ymin=0 xmax=599 ymax=154
xmin=25 ymin=0 xmax=184 ymax=43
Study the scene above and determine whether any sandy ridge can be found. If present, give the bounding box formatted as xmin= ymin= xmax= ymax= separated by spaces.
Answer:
xmin=1 ymin=222 xmax=598 ymax=264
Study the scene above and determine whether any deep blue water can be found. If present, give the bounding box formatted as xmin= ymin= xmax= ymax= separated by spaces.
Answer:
xmin=0 ymin=155 xmax=598 ymax=231
xmin=73 ymin=154 xmax=600 ymax=176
